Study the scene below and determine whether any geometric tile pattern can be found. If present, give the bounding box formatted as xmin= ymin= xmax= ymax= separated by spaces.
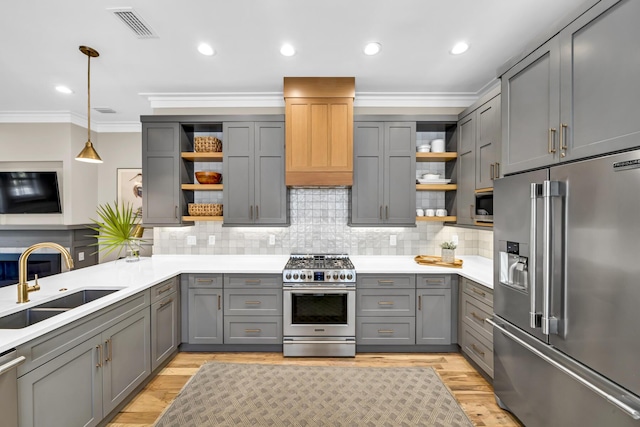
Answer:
xmin=154 ymin=362 xmax=474 ymax=427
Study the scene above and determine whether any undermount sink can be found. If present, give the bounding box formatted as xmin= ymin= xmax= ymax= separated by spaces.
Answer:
xmin=0 ymin=289 xmax=120 ymax=329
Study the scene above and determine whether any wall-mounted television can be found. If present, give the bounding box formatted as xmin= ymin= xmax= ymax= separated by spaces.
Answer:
xmin=0 ymin=172 xmax=62 ymax=214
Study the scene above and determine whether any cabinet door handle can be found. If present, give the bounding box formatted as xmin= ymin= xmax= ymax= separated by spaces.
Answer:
xmin=245 ymin=329 xmax=261 ymax=333
xmin=245 ymin=279 xmax=262 ymax=284
xmin=378 ymin=329 xmax=395 ymax=334
xmin=157 ymin=285 xmax=173 ymax=295
xmin=380 ymin=206 xmax=383 ymax=220
xmin=175 ymin=205 xmax=178 ymax=219
xmin=548 ymin=128 xmax=557 ymax=153
xmin=418 ymin=295 xmax=422 ymax=311
xmin=159 ymin=298 xmax=174 ymax=308
xmin=377 ymin=280 xmax=395 ymax=284
xmin=490 ymin=163 xmax=495 ymax=180
xmin=249 ymin=205 xmax=253 ymax=220
xmin=96 ymin=344 xmax=103 ymax=368
xmin=245 ymin=301 xmax=262 ymax=305
xmin=471 ymin=312 xmax=485 ymax=323
xmin=255 ymin=205 xmax=259 ymax=220
xmin=495 ymin=162 xmax=500 ymax=178
xmin=560 ymin=123 xmax=568 ymax=157
xmin=218 ymin=295 xmax=221 ymax=310
xmin=105 ymin=338 xmax=112 ymax=362
xmin=196 ymin=278 xmax=214 ymax=283
xmin=386 ymin=206 xmax=389 ymax=220
xmin=472 ymin=287 xmax=486 ymax=297
xmin=470 ymin=205 xmax=475 ymax=219
xmin=471 ymin=343 xmax=485 ymax=357
xmin=378 ymin=301 xmax=395 ymax=305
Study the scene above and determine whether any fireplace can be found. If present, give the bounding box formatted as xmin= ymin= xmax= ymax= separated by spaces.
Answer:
xmin=0 ymin=253 xmax=62 ymax=287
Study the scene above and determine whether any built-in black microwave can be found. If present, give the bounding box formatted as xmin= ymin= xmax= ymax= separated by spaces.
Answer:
xmin=475 ymin=190 xmax=493 ymax=223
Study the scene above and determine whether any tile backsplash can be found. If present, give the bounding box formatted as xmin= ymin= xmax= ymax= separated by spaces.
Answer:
xmin=153 ymin=188 xmax=493 ymax=258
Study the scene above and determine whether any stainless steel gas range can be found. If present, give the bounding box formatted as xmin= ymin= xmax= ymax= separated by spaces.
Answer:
xmin=282 ymin=254 xmax=356 ymax=357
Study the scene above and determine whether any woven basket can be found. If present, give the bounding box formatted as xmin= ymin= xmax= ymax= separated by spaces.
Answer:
xmin=194 ymin=136 xmax=222 ymax=152
xmin=188 ymin=203 xmax=223 ymax=217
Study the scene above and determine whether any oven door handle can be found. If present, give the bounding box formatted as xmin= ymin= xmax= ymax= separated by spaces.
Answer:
xmin=283 ymin=340 xmax=355 ymax=345
xmin=283 ymin=287 xmax=355 ymax=293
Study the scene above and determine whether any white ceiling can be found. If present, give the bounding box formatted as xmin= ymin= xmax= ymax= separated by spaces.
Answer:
xmin=0 ymin=0 xmax=586 ymax=128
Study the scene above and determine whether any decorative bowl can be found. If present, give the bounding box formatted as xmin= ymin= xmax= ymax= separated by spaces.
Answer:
xmin=195 ymin=171 xmax=222 ymax=184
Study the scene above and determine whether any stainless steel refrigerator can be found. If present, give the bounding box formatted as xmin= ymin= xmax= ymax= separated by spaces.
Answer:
xmin=492 ymin=150 xmax=640 ymax=426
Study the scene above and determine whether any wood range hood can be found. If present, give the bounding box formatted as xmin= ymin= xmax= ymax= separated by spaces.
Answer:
xmin=284 ymin=77 xmax=355 ymax=187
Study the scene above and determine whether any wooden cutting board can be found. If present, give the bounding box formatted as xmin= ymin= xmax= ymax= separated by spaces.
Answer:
xmin=414 ymin=255 xmax=463 ymax=268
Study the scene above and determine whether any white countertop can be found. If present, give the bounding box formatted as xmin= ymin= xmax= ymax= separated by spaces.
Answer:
xmin=0 ymin=254 xmax=492 ymax=354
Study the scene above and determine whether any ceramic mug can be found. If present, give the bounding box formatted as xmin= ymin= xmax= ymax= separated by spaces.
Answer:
xmin=431 ymin=139 xmax=445 ymax=153
xmin=425 ymin=209 xmax=435 ymax=217
xmin=436 ymin=209 xmax=447 ymax=217
xmin=416 ymin=208 xmax=424 ymax=217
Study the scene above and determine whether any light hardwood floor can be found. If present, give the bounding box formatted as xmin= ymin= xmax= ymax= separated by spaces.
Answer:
xmin=107 ymin=352 xmax=522 ymax=427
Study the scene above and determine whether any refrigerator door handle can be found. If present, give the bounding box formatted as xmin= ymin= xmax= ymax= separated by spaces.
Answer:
xmin=542 ymin=181 xmax=561 ymax=335
xmin=530 ymin=183 xmax=541 ymax=328
xmin=488 ymin=318 xmax=640 ymax=421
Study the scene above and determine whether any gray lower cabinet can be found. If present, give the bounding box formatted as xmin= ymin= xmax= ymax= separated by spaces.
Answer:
xmin=223 ymin=274 xmax=283 ymax=345
xmin=356 ymin=274 xmax=416 ymax=345
xmin=223 ymin=122 xmax=287 ymax=225
xmin=416 ymin=275 xmax=456 ymax=345
xmin=351 ymin=122 xmax=416 ymax=226
xmin=17 ymin=307 xmax=151 ymax=427
xmin=458 ymin=277 xmax=494 ymax=378
xmin=501 ymin=0 xmax=640 ymax=174
xmin=187 ymin=288 xmax=223 ymax=344
xmin=151 ymin=279 xmax=179 ymax=371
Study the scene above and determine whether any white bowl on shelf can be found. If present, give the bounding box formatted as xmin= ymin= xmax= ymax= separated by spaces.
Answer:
xmin=422 ymin=173 xmax=440 ymax=180
xmin=417 ymin=144 xmax=431 ymax=152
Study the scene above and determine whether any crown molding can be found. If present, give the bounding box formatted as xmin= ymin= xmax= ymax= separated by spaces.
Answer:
xmin=141 ymin=91 xmax=479 ymax=109
xmin=0 ymin=111 xmax=141 ymax=133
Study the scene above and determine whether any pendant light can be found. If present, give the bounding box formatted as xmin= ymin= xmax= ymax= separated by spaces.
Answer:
xmin=75 ymin=46 xmax=103 ymax=163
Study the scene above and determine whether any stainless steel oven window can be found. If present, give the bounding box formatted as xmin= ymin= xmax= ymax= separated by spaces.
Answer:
xmin=291 ymin=292 xmax=348 ymax=324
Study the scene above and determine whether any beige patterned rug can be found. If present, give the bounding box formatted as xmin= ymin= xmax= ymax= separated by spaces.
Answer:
xmin=154 ymin=362 xmax=473 ymax=426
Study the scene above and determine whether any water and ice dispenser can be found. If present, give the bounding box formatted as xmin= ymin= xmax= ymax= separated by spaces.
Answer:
xmin=499 ymin=241 xmax=528 ymax=291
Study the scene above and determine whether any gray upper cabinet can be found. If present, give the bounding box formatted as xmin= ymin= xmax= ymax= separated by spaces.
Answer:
xmin=456 ymin=113 xmax=476 ymax=226
xmin=223 ymin=122 xmax=287 ymax=225
xmin=351 ymin=122 xmax=416 ymax=226
xmin=501 ymin=0 xmax=639 ymax=174
xmin=475 ymin=95 xmax=501 ymax=187
xmin=142 ymin=122 xmax=192 ymax=225
xmin=559 ymin=0 xmax=640 ymax=161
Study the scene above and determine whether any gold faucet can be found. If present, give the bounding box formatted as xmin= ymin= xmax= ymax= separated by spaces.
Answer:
xmin=17 ymin=242 xmax=74 ymax=304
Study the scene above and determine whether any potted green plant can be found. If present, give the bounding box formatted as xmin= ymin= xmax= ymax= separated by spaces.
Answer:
xmin=440 ymin=241 xmax=457 ymax=264
xmin=88 ymin=201 xmax=144 ymax=262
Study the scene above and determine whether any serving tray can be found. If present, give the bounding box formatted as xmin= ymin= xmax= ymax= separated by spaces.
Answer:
xmin=414 ymin=255 xmax=463 ymax=268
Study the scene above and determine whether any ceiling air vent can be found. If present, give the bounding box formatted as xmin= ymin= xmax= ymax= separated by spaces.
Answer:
xmin=93 ymin=107 xmax=117 ymax=114
xmin=109 ymin=7 xmax=158 ymax=39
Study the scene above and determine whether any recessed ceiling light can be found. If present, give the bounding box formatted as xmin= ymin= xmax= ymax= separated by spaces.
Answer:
xmin=55 ymin=85 xmax=73 ymax=94
xmin=280 ymin=44 xmax=296 ymax=57
xmin=450 ymin=42 xmax=469 ymax=55
xmin=197 ymin=43 xmax=215 ymax=56
xmin=363 ymin=42 xmax=382 ymax=56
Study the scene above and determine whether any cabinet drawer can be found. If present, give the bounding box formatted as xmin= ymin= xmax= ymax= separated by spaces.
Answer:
xmin=461 ymin=327 xmax=494 ymax=378
xmin=223 ymin=288 xmax=282 ymax=316
xmin=150 ymin=277 xmax=178 ymax=304
xmin=462 ymin=293 xmax=493 ymax=341
xmin=223 ymin=316 xmax=282 ymax=344
xmin=356 ymin=317 xmax=416 ymax=345
xmin=462 ymin=277 xmax=493 ymax=306
xmin=357 ymin=274 xmax=415 ymax=289
xmin=417 ymin=275 xmax=451 ymax=289
xmin=188 ymin=273 xmax=223 ymax=289
xmin=225 ymin=274 xmax=282 ymax=289
xmin=356 ymin=289 xmax=415 ymax=317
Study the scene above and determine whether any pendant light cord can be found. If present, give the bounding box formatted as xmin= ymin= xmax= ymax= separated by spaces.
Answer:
xmin=87 ymin=51 xmax=91 ymax=142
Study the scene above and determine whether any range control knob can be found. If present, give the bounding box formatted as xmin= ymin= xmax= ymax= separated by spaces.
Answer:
xmin=339 ymin=274 xmax=345 ymax=280
xmin=333 ymin=273 xmax=339 ymax=280
xmin=346 ymin=273 xmax=353 ymax=280
xmin=293 ymin=273 xmax=299 ymax=280
xmin=300 ymin=273 xmax=306 ymax=280
xmin=285 ymin=273 xmax=291 ymax=280
xmin=326 ymin=275 xmax=331 ymax=281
